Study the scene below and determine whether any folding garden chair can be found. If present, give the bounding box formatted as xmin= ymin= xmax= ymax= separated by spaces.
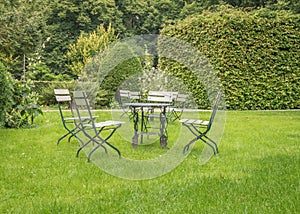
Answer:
xmin=116 ymin=89 xmax=141 ymax=120
xmin=179 ymin=91 xmax=222 ymax=154
xmin=146 ymin=91 xmax=178 ymax=119
xmin=73 ymin=91 xmax=124 ymax=162
xmin=54 ymin=89 xmax=85 ymax=145
xmin=129 ymin=91 xmax=141 ymax=102
xmin=116 ymin=89 xmax=131 ymax=118
xmin=168 ymin=93 xmax=188 ymax=122
xmin=142 ymin=91 xmax=177 ymax=144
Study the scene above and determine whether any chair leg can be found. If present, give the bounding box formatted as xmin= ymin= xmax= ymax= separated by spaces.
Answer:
xmin=87 ymin=125 xmax=122 ymax=161
xmin=199 ymin=137 xmax=217 ymax=154
xmin=183 ymin=135 xmax=218 ymax=155
xmin=102 ymin=141 xmax=121 ymax=157
xmin=87 ymin=140 xmax=121 ymax=162
xmin=171 ymin=111 xmax=181 ymax=122
xmin=77 ymin=137 xmax=108 ymax=158
xmin=183 ymin=137 xmax=199 ymax=154
xmin=68 ymin=128 xmax=85 ymax=145
xmin=88 ymin=143 xmax=109 ymax=162
xmin=67 ymin=128 xmax=80 ymax=142
xmin=201 ymin=135 xmax=219 ymax=154
xmin=57 ymin=126 xmax=77 ymax=145
xmin=76 ymin=139 xmax=91 ymax=157
xmin=57 ymin=132 xmax=70 ymax=145
xmin=96 ymin=126 xmax=121 ymax=155
xmin=182 ymin=123 xmax=218 ymax=155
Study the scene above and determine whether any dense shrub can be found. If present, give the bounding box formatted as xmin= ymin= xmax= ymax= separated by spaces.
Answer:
xmin=0 ymin=62 xmax=14 ymax=125
xmin=4 ymin=80 xmax=43 ymax=128
xmin=33 ymin=81 xmax=77 ymax=106
xmin=66 ymin=24 xmax=143 ymax=108
xmin=160 ymin=6 xmax=300 ymax=110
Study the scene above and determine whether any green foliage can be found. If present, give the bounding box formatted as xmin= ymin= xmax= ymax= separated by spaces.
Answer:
xmin=4 ymin=80 xmax=43 ymax=128
xmin=116 ymin=0 xmax=186 ymax=36
xmin=96 ymin=56 xmax=142 ymax=108
xmin=1 ymin=0 xmax=298 ymax=82
xmin=0 ymin=0 xmax=48 ymax=79
xmin=160 ymin=6 xmax=300 ymax=110
xmin=1 ymin=1 xmax=299 ymax=110
xmin=0 ymin=62 xmax=14 ymax=125
xmin=66 ymin=24 xmax=119 ymax=77
xmin=33 ymin=81 xmax=77 ymax=106
xmin=42 ymin=0 xmax=124 ymax=76
xmin=67 ymin=24 xmax=143 ymax=107
xmin=26 ymin=62 xmax=68 ymax=81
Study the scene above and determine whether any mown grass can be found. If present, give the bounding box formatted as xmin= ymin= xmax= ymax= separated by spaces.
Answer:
xmin=0 ymin=110 xmax=299 ymax=213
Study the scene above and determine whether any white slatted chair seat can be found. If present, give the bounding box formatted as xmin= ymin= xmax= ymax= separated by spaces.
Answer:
xmin=83 ymin=120 xmax=124 ymax=128
xmin=179 ymin=119 xmax=209 ymax=126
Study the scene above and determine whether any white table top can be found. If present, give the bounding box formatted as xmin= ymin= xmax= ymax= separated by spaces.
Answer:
xmin=124 ymin=102 xmax=171 ymax=108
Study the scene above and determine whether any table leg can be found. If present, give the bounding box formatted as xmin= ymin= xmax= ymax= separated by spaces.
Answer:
xmin=159 ymin=108 xmax=168 ymax=148
xmin=140 ymin=107 xmax=146 ymax=144
xmin=132 ymin=107 xmax=139 ymax=148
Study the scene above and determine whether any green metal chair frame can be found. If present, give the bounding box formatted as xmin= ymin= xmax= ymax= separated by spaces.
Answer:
xmin=116 ymin=89 xmax=141 ymax=120
xmin=54 ymin=89 xmax=84 ymax=145
xmin=179 ymin=91 xmax=222 ymax=154
xmin=143 ymin=91 xmax=177 ymax=145
xmin=168 ymin=93 xmax=188 ymax=122
xmin=73 ymin=91 xmax=124 ymax=162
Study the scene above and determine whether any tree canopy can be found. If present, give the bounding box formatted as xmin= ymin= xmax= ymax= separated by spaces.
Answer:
xmin=0 ymin=0 xmax=299 ymax=80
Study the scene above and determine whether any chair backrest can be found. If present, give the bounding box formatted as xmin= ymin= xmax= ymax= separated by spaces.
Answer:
xmin=73 ymin=91 xmax=95 ymax=128
xmin=119 ymin=90 xmax=130 ymax=98
xmin=174 ymin=94 xmax=188 ymax=108
xmin=129 ymin=91 xmax=141 ymax=102
xmin=54 ymin=89 xmax=75 ymax=119
xmin=115 ymin=90 xmax=130 ymax=104
xmin=116 ymin=89 xmax=141 ymax=105
xmin=207 ymin=91 xmax=222 ymax=131
xmin=54 ymin=89 xmax=71 ymax=102
xmin=147 ymin=91 xmax=178 ymax=103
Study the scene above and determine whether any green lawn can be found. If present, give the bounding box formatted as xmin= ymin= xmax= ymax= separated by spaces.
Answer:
xmin=0 ymin=110 xmax=299 ymax=213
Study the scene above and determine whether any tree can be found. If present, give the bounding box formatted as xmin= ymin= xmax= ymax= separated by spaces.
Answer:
xmin=42 ymin=0 xmax=124 ymax=78
xmin=66 ymin=23 xmax=143 ymax=107
xmin=115 ymin=0 xmax=193 ymax=36
xmin=0 ymin=0 xmax=48 ymax=79
xmin=0 ymin=62 xmax=14 ymax=125
xmin=66 ymin=24 xmax=119 ymax=77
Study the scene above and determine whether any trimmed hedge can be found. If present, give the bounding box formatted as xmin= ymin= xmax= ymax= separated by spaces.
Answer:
xmin=160 ymin=6 xmax=300 ymax=110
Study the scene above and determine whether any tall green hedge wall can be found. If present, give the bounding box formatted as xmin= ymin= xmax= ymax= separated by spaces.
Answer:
xmin=160 ymin=6 xmax=300 ymax=110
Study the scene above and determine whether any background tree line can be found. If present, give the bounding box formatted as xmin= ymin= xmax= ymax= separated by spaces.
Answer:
xmin=0 ymin=0 xmax=299 ymax=80
xmin=0 ymin=0 xmax=299 ymax=127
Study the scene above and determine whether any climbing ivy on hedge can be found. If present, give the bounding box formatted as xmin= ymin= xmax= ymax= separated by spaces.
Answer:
xmin=160 ymin=6 xmax=300 ymax=110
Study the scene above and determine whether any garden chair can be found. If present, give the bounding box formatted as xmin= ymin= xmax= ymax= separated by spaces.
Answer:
xmin=179 ymin=91 xmax=222 ymax=154
xmin=129 ymin=91 xmax=141 ymax=102
xmin=73 ymin=91 xmax=124 ymax=162
xmin=54 ymin=89 xmax=86 ymax=145
xmin=168 ymin=93 xmax=188 ymax=122
xmin=116 ymin=89 xmax=131 ymax=118
xmin=116 ymin=89 xmax=141 ymax=120
xmin=146 ymin=91 xmax=178 ymax=122
xmin=143 ymin=91 xmax=177 ymax=141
